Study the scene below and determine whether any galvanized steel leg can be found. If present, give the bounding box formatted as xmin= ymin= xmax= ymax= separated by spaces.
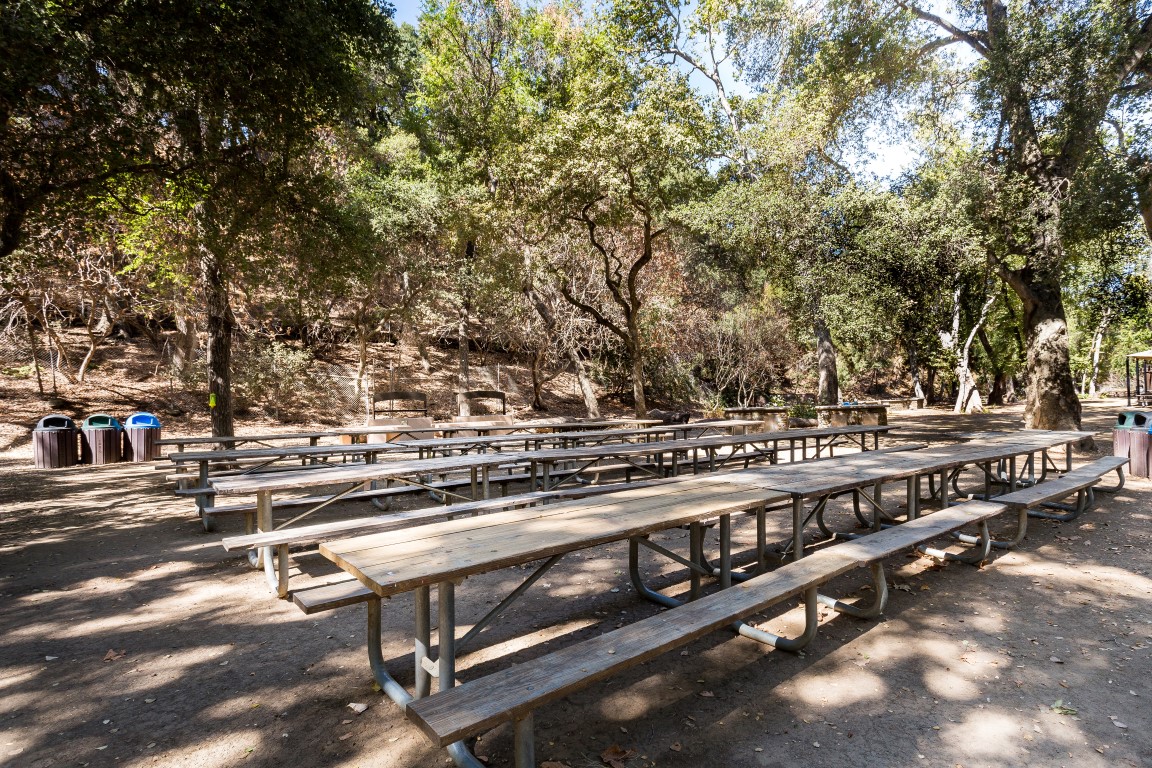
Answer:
xmin=792 ymin=495 xmax=805 ymax=562
xmin=689 ymin=522 xmax=704 ymax=600
xmin=262 ymin=543 xmax=290 ymax=598
xmin=756 ymin=505 xmax=767 ymax=574
xmin=919 ymin=520 xmax=990 ymax=565
xmin=513 ymin=713 xmax=535 ymax=768
xmin=958 ymin=508 xmax=1028 ymax=550
xmin=414 ymin=586 xmax=431 ymax=699
xmin=734 ymin=586 xmax=819 ymax=651
xmin=1096 ymin=466 xmax=1125 ymax=494
xmin=1028 ymin=488 xmax=1091 ymax=521
xmin=366 ymin=597 xmax=412 ymax=706
xmin=438 ymin=581 xmax=456 ymax=692
xmin=907 ymin=476 xmax=919 ymax=521
xmin=818 ymin=562 xmax=888 ymax=618
xmin=719 ymin=514 xmax=732 ymax=589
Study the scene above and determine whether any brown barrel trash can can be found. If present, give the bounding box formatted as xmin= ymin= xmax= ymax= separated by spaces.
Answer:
xmin=1129 ymin=431 xmax=1149 ymax=478
xmin=123 ymin=412 xmax=162 ymax=461
xmin=81 ymin=414 xmax=122 ymax=464
xmin=33 ymin=415 xmax=79 ymax=468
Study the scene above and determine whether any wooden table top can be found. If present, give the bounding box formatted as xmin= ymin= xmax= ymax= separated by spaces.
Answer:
xmin=210 ymin=452 xmax=517 ymax=495
xmin=320 ymin=474 xmax=791 ymax=597
xmin=396 ymin=420 xmax=766 ymax=451
xmin=317 ymin=430 xmax=1086 ymax=598
xmin=172 ymin=442 xmax=415 ymax=463
xmin=737 ymin=430 xmax=1090 ymax=496
xmin=521 ymin=431 xmax=784 ymax=462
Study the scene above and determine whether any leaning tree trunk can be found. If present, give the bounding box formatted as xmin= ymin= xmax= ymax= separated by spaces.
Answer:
xmin=200 ymin=245 xmax=235 ymax=439
xmin=814 ymin=312 xmax=839 ymax=406
xmin=1012 ymin=274 xmax=1082 ymax=431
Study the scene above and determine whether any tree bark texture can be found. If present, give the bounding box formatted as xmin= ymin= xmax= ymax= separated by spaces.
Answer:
xmin=200 ymin=244 xmax=235 ymax=439
xmin=814 ymin=312 xmax=839 ymax=406
xmin=1014 ymin=275 xmax=1082 ymax=430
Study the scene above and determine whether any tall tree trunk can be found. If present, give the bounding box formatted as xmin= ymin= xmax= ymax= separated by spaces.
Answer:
xmin=530 ymin=349 xmax=547 ymax=411
xmin=629 ymin=342 xmax=647 ymax=417
xmin=26 ymin=318 xmax=43 ymax=395
xmin=200 ymin=245 xmax=235 ymax=438
xmin=523 ymin=280 xmax=600 ymax=417
xmin=814 ymin=312 xmax=839 ymax=406
xmin=172 ymin=314 xmax=198 ymax=376
xmin=569 ymin=350 xmax=601 ymax=418
xmin=908 ymin=346 xmax=924 ymax=399
xmin=978 ymin=327 xmax=1011 ymax=406
xmin=457 ymin=303 xmax=470 ymax=416
xmin=1006 ymin=272 xmax=1082 ymax=430
xmin=952 ymin=288 xmax=997 ymax=414
xmin=1088 ymin=312 xmax=1111 ymax=397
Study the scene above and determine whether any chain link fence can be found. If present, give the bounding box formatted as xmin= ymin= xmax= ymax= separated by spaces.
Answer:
xmin=1 ymin=318 xmax=372 ymax=423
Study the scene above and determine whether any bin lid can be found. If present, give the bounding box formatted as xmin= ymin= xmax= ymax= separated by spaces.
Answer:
xmin=35 ymin=414 xmax=76 ymax=430
xmin=125 ymin=412 xmax=161 ymax=428
xmin=82 ymin=414 xmax=122 ymax=429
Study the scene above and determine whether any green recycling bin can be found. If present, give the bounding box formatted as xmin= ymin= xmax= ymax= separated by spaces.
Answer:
xmin=81 ymin=414 xmax=122 ymax=464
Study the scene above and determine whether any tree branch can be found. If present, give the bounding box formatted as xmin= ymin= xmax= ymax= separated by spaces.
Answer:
xmin=894 ymin=0 xmax=990 ymax=58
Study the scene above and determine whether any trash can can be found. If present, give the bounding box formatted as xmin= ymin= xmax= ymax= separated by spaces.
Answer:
xmin=1130 ymin=429 xmax=1150 ymax=478
xmin=81 ymin=414 xmax=122 ymax=464
xmin=1116 ymin=411 xmax=1152 ymax=429
xmin=123 ymin=412 xmax=162 ymax=462
xmin=33 ymin=415 xmax=79 ymax=469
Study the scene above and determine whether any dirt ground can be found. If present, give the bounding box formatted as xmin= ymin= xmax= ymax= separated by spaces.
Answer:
xmin=1 ymin=401 xmax=1150 ymax=768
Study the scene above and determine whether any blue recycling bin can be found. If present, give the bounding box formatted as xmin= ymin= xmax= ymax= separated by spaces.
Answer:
xmin=123 ymin=412 xmax=162 ymax=462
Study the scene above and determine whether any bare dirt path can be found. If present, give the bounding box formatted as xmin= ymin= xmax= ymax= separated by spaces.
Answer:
xmin=1 ymin=402 xmax=1150 ymax=768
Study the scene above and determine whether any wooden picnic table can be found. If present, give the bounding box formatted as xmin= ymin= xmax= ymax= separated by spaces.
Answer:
xmin=155 ymin=418 xmax=666 ymax=455
xmin=523 ymin=431 xmax=783 ymax=490
xmin=201 ymin=424 xmax=896 ymax=537
xmin=155 ymin=425 xmax=432 ymax=454
xmin=311 ymin=429 xmax=1091 ymax=767
xmin=211 ymin=452 xmax=517 ymax=559
xmin=166 ymin=441 xmax=420 ymax=520
xmin=397 ymin=419 xmax=766 ymax=457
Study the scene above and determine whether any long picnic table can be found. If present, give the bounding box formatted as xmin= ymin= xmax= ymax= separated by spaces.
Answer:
xmin=206 ymin=425 xmax=897 ymax=537
xmin=155 ymin=417 xmax=665 ymax=454
xmin=397 ymin=419 xmax=766 ymax=457
xmin=312 ymin=429 xmax=1092 ymax=767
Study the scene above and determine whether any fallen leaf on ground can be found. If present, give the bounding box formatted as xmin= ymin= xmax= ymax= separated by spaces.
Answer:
xmin=338 ymin=733 xmax=352 ymax=741
xmin=699 ymin=690 xmax=715 ymax=698
xmin=103 ymin=649 xmax=125 ymax=662
xmin=893 ymin=584 xmax=913 ymax=593
xmin=1050 ymin=700 xmax=1077 ymax=716
xmin=670 ymin=742 xmax=681 ymax=752
xmin=347 ymin=703 xmax=368 ymax=714
xmin=600 ymin=744 xmax=635 ymax=768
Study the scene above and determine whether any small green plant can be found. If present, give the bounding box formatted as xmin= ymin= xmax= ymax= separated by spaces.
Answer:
xmin=789 ymin=403 xmax=817 ymax=420
xmin=2 ymin=365 xmax=34 ymax=378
